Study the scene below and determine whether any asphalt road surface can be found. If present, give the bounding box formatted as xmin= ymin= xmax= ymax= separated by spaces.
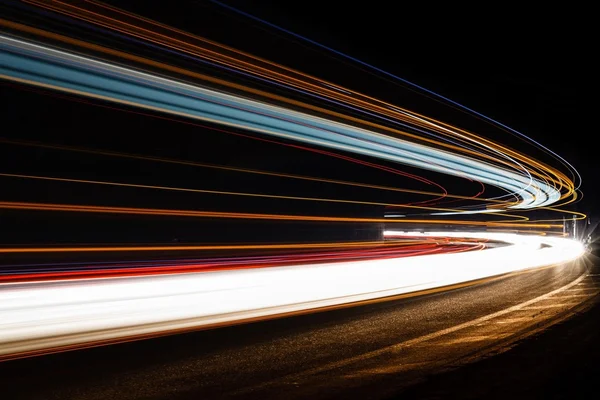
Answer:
xmin=1 ymin=257 xmax=598 ymax=400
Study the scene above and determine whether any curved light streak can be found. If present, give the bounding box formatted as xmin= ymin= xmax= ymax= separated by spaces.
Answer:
xmin=16 ymin=0 xmax=536 ymax=197
xmin=0 ymin=232 xmax=584 ymax=360
xmin=0 ymin=201 xmax=559 ymax=228
xmin=0 ymin=14 xmax=577 ymax=210
xmin=0 ymin=173 xmax=528 ymax=221
xmin=0 ymin=35 xmax=562 ymax=210
xmin=209 ymin=0 xmax=582 ymax=192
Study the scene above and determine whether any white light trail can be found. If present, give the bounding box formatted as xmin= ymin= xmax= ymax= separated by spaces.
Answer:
xmin=0 ymin=232 xmax=584 ymax=358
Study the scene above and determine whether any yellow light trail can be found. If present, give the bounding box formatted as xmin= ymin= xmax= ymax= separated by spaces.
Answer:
xmin=23 ymin=0 xmax=578 ymax=199
xmin=0 ymin=17 xmax=575 ymax=205
xmin=0 ymin=138 xmax=512 ymax=206
xmin=0 ymin=173 xmax=529 ymax=221
xmin=0 ymin=0 xmax=583 ymax=235
xmin=0 ymin=201 xmax=562 ymax=229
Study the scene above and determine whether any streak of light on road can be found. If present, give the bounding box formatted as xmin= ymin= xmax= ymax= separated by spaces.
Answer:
xmin=0 ymin=232 xmax=584 ymax=360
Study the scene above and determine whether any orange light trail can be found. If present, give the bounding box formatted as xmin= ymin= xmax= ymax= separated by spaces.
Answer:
xmin=0 ymin=201 xmax=561 ymax=229
xmin=17 ymin=0 xmax=578 ymax=201
xmin=0 ymin=17 xmax=576 ymax=207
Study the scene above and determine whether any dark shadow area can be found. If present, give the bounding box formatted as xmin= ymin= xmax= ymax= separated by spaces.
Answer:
xmin=393 ymin=292 xmax=600 ymax=399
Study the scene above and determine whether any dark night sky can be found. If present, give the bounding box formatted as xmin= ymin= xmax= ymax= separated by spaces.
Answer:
xmin=1 ymin=1 xmax=596 ymax=245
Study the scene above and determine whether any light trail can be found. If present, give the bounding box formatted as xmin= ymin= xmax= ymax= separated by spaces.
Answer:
xmin=0 ymin=238 xmax=483 ymax=282
xmin=0 ymin=201 xmax=560 ymax=228
xmin=14 ymin=0 xmax=569 ymax=193
xmin=0 ymin=173 xmax=528 ymax=221
xmin=0 ymin=232 xmax=584 ymax=360
xmin=23 ymin=0 xmax=575 ymax=205
xmin=209 ymin=0 xmax=582 ymax=192
xmin=0 ymin=137 xmax=491 ymax=205
xmin=0 ymin=12 xmax=578 ymax=213
xmin=0 ymin=1 xmax=587 ymax=363
xmin=0 ymin=34 xmax=566 ymax=211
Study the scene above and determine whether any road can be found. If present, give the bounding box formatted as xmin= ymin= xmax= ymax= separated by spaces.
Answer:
xmin=1 ymin=257 xmax=598 ymax=400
